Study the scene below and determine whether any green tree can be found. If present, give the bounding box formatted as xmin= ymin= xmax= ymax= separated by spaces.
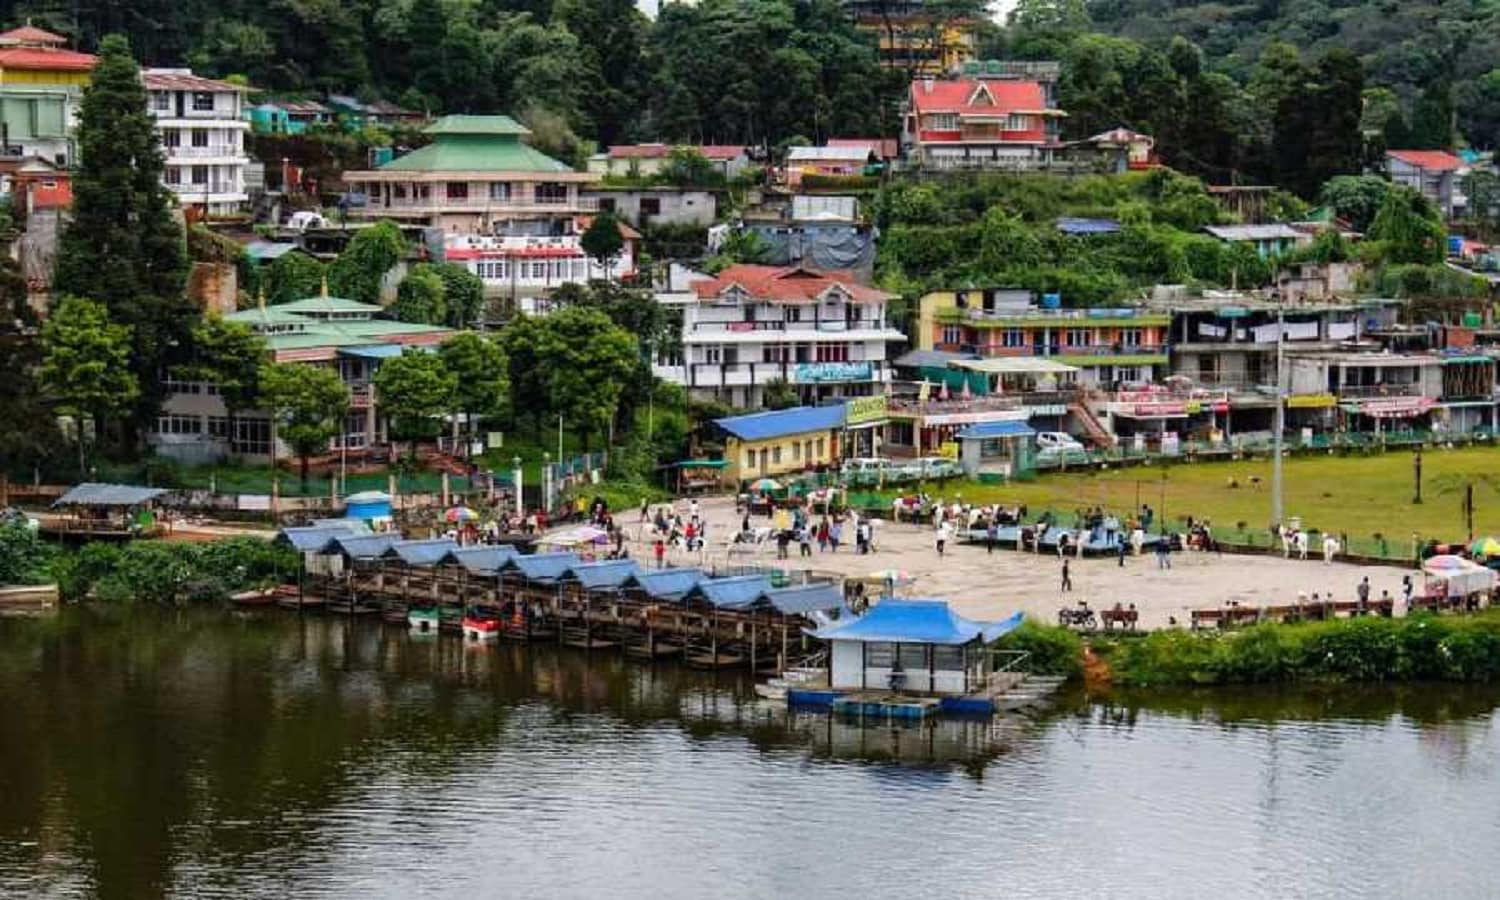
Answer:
xmin=499 ymin=314 xmax=547 ymax=433
xmin=328 ymin=220 xmax=406 ymax=305
xmin=761 ymin=378 xmax=799 ymax=410
xmin=183 ymin=317 xmax=269 ymax=437
xmin=438 ymin=333 xmax=507 ymax=456
xmin=258 ymin=363 xmax=350 ymax=490
xmin=264 ymin=251 xmax=326 ymax=305
xmin=1409 ymin=80 xmax=1455 ymax=150
xmin=659 ymin=147 xmax=724 ymax=186
xmin=1318 ymin=175 xmax=1391 ymax=232
xmin=40 ymin=297 xmax=140 ymax=474
xmin=581 ymin=210 xmax=626 ymax=277
xmin=536 ymin=308 xmax=638 ymax=450
xmin=421 ymin=262 xmax=485 ymax=328
xmin=373 ymin=350 xmax=457 ymax=453
xmin=53 ymin=34 xmax=191 ymax=436
xmin=1368 ymin=186 xmax=1446 ymax=265
xmin=389 ymin=268 xmax=446 ymax=325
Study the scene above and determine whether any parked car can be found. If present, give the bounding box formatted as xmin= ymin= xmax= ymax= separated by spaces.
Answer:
xmin=842 ymin=457 xmax=894 ymax=476
xmin=1035 ymin=431 xmax=1085 ymax=453
xmin=898 ymin=457 xmax=961 ymax=480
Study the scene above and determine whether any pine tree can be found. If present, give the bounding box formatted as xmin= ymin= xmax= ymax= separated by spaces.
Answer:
xmin=53 ymin=34 xmax=191 ymax=434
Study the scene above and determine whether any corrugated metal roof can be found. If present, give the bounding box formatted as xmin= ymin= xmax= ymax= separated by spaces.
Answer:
xmin=425 ymin=114 xmax=528 ymax=136
xmin=276 ymin=523 xmax=362 ymax=552
xmin=377 ymin=130 xmax=574 ymax=174
xmin=52 ymin=483 xmax=169 ymax=508
xmin=808 ymin=600 xmax=1022 ymax=644
xmin=892 ymin=349 xmax=979 ymax=368
xmin=786 ymin=145 xmax=873 ymax=162
xmin=383 ymin=539 xmax=459 ymax=566
xmin=504 ymin=552 xmax=581 ymax=581
xmin=1056 ymin=217 xmax=1121 ymax=235
xmin=715 ymin=404 xmax=845 ymax=441
xmin=623 ymin=568 xmax=706 ymax=600
xmin=683 ymin=574 xmax=776 ymax=609
xmin=329 ymin=533 xmax=401 ymax=559
xmin=755 ymin=583 xmax=845 ymax=615
xmin=440 ymin=545 xmax=519 ymax=574
xmin=1204 ymin=225 xmax=1304 ymax=242
xmin=244 ymin=241 xmax=302 ymax=261
xmin=956 ymin=420 xmax=1036 ymax=440
xmin=142 ymin=69 xmax=249 ymax=93
xmin=561 ymin=559 xmax=641 ymax=590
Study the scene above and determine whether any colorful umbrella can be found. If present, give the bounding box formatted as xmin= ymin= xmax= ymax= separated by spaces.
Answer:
xmin=1424 ymin=554 xmax=1471 ymax=571
xmin=1470 ymin=537 xmax=1500 ymax=558
xmin=751 ymin=477 xmax=781 ymax=491
xmin=445 ymin=506 xmax=479 ymax=523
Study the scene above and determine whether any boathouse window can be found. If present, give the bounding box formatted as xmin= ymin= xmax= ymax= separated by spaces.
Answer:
xmin=899 ymin=644 xmax=929 ymax=671
xmin=932 ymin=645 xmax=964 ymax=670
xmin=865 ymin=642 xmax=894 ymax=668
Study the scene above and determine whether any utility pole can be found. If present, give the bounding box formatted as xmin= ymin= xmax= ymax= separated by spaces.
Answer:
xmin=1412 ymin=445 xmax=1423 ymax=505
xmin=1271 ymin=304 xmax=1285 ymax=527
xmin=1465 ymin=482 xmax=1474 ymax=540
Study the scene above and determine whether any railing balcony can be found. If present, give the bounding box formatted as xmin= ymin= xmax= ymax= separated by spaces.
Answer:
xmin=1336 ymin=384 xmax=1424 ymax=399
xmin=170 ymin=145 xmax=245 ymax=159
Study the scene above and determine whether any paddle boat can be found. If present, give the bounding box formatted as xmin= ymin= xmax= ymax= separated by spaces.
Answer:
xmin=462 ymin=610 xmax=503 ymax=641
xmin=407 ymin=605 xmax=440 ymax=634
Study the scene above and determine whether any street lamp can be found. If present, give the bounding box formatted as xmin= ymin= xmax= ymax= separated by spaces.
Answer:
xmin=512 ymin=455 xmax=523 ymax=519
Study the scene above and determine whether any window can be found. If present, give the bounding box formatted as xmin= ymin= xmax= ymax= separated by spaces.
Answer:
xmin=786 ymin=307 xmax=801 ymax=324
xmin=640 ymin=197 xmax=661 ymax=216
xmin=207 ymin=417 xmax=230 ymax=439
xmin=596 ymin=197 xmax=615 ymax=212
xmin=814 ymin=342 xmax=849 ymax=363
xmin=1121 ymin=328 xmax=1143 ymax=347
xmin=190 ymin=166 xmax=208 ymax=185
xmin=941 ymin=325 xmax=963 ymax=345
xmin=535 ymin=182 xmax=568 ymax=204
xmin=1005 ymin=113 xmax=1029 ymax=131
xmin=705 ymin=345 xmax=723 ymax=364
xmin=929 ymin=113 xmax=958 ymax=130
xmin=164 ymin=168 xmax=182 ymax=185
xmin=1002 ymin=328 xmax=1026 ymax=348
xmin=932 ymin=645 xmax=964 ymax=671
xmin=192 ymin=92 xmax=215 ymax=112
xmin=762 ymin=345 xmax=789 ymax=363
xmin=446 ymin=182 xmax=469 ymax=200
xmin=154 ymin=415 xmax=202 ymax=435
xmin=1065 ymin=328 xmax=1092 ymax=347
xmin=394 ymin=183 xmax=407 ymax=199
xmin=191 ymin=129 xmax=208 ymax=147
xmin=772 ymin=445 xmax=781 ymax=465
xmin=162 ymin=372 xmax=203 ymax=395
xmin=162 ymin=130 xmax=181 ymax=148
xmin=152 ymin=92 xmax=170 ymax=111
xmin=232 ymin=418 xmax=272 ymax=455
xmin=865 ymin=642 xmax=895 ymax=668
xmin=488 ymin=182 xmax=512 ymax=201
xmin=793 ymin=442 xmax=802 ymax=461
xmin=816 ymin=438 xmax=825 ymax=458
xmin=745 ymin=450 xmax=756 ymax=470
xmin=899 ymin=644 xmax=928 ymax=671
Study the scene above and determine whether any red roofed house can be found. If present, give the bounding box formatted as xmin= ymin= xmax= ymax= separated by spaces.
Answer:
xmin=588 ymin=143 xmax=752 ymax=179
xmin=903 ymin=76 xmax=1065 ymax=171
xmin=1387 ymin=149 xmax=1467 ymax=219
xmin=0 ymin=23 xmax=96 ymax=165
xmin=662 ymin=263 xmax=905 ymax=407
xmin=442 ymin=214 xmax=640 ymax=316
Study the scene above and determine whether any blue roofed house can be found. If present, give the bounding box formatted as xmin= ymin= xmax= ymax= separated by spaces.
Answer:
xmin=807 ymin=600 xmax=1023 ymax=697
xmin=714 ymin=404 xmax=848 ymax=486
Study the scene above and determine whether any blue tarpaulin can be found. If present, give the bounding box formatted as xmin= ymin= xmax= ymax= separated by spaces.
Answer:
xmin=808 ymin=600 xmax=1022 ymax=644
xmin=956 ymin=421 xmax=1036 ymax=440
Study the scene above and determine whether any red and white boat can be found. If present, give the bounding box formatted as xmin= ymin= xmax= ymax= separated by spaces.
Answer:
xmin=461 ymin=614 xmax=502 ymax=641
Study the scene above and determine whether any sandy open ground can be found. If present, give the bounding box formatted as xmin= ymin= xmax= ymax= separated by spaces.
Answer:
xmin=622 ymin=495 xmax=1419 ymax=629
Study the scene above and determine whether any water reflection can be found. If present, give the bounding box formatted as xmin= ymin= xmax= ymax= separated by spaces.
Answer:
xmin=1 ymin=608 xmax=1498 ymax=900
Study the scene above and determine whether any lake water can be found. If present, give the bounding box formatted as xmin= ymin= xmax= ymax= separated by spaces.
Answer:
xmin=2 ymin=609 xmax=1498 ymax=900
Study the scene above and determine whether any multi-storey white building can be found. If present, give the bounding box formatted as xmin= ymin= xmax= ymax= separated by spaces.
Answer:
xmin=655 ymin=263 xmax=905 ymax=407
xmin=143 ymin=68 xmax=251 ymax=215
xmin=442 ymin=217 xmax=639 ymax=315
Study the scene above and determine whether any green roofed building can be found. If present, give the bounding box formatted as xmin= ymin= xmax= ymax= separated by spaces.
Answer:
xmin=342 ymin=113 xmax=598 ymax=234
xmin=153 ymin=281 xmax=453 ymax=463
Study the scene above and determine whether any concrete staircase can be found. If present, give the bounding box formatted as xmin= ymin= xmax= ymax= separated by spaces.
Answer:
xmin=1070 ymin=402 xmax=1115 ymax=449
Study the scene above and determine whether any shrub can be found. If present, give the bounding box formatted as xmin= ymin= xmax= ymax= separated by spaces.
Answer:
xmin=0 ymin=522 xmax=59 ymax=585
xmin=995 ymin=622 xmax=1083 ymax=678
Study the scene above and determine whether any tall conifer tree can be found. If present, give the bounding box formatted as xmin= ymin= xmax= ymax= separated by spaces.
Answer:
xmin=54 ymin=34 xmax=192 ymax=433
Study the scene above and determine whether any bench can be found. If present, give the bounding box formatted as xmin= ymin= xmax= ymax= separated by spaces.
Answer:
xmin=1100 ymin=607 xmax=1138 ymax=631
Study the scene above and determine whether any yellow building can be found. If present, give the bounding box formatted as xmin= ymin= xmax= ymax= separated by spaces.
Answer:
xmin=715 ymin=405 xmax=847 ymax=486
xmin=846 ymin=2 xmax=977 ymax=75
xmin=0 ymin=24 xmax=95 ymax=89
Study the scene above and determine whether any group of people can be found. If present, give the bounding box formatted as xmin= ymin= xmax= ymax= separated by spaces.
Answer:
xmin=765 ymin=506 xmax=876 ymax=560
xmin=647 ymin=497 xmax=710 ymax=566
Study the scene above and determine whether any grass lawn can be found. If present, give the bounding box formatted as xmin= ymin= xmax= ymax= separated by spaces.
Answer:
xmin=867 ymin=445 xmax=1500 ymax=551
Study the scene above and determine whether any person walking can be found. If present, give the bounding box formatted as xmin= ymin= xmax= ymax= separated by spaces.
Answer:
xmin=798 ymin=526 xmax=812 ymax=558
xmin=986 ymin=521 xmax=998 ymax=555
xmin=829 ymin=520 xmax=843 ymax=553
xmin=1061 ymin=559 xmax=1073 ymax=592
xmin=936 ymin=519 xmax=952 ymax=557
xmin=1117 ymin=536 xmax=1128 ymax=567
xmin=653 ymin=538 xmax=665 ymax=569
xmin=1156 ymin=539 xmax=1171 ymax=570
xmin=1357 ymin=576 xmax=1370 ymax=614
xmin=640 ymin=498 xmax=649 ymax=523
xmin=1402 ymin=574 xmax=1414 ymax=609
xmin=816 ymin=518 xmax=829 ymax=553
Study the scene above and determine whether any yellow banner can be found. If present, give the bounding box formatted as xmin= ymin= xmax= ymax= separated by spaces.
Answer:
xmin=938 ymin=441 xmax=959 ymax=459
xmin=1287 ymin=393 xmax=1336 ymax=409
xmin=845 ymin=395 xmax=889 ymax=427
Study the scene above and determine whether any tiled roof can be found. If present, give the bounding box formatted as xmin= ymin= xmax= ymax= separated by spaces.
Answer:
xmin=715 ymin=404 xmax=846 ymax=441
xmin=0 ymin=46 xmax=94 ymax=71
xmin=909 ymin=78 xmax=1049 ymax=116
xmin=1388 ymin=149 xmax=1463 ymax=172
xmin=691 ymin=264 xmax=893 ymax=304
xmin=142 ymin=69 xmax=248 ymax=93
xmin=0 ymin=25 xmax=68 ymax=45
xmin=277 ymin=99 xmax=330 ymax=114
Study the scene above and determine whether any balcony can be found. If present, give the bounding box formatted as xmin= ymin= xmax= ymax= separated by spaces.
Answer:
xmin=690 ymin=320 xmax=889 ymax=335
xmin=168 ymin=145 xmax=246 ymax=159
xmin=1336 ymin=384 xmax=1424 ymax=399
xmin=685 ymin=360 xmax=882 ymax=388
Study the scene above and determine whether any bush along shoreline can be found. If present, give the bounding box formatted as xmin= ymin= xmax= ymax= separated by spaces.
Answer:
xmin=53 ymin=538 xmax=297 ymax=605
xmin=999 ymin=615 xmax=1500 ymax=687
